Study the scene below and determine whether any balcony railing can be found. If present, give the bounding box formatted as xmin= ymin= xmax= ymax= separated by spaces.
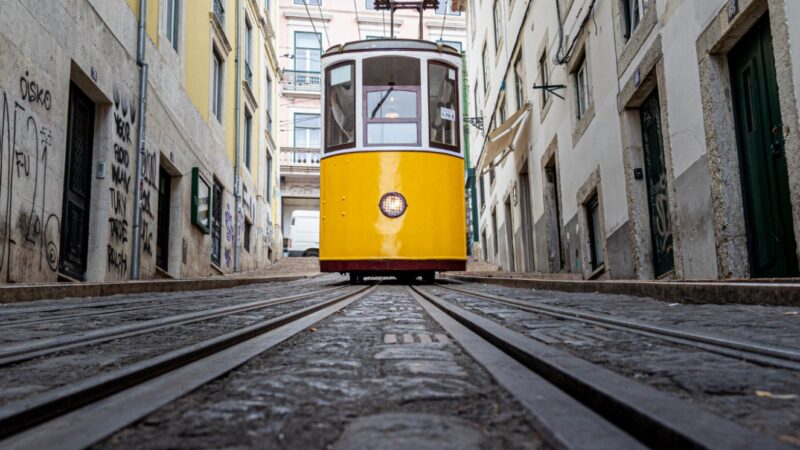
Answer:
xmin=281 ymin=147 xmax=320 ymax=170
xmin=244 ymin=61 xmax=253 ymax=87
xmin=213 ymin=0 xmax=225 ymax=25
xmin=283 ymin=70 xmax=321 ymax=92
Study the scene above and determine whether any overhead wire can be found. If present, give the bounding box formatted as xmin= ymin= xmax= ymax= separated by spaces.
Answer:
xmin=317 ymin=1 xmax=332 ymax=48
xmin=301 ymin=0 xmax=324 ymax=49
xmin=353 ymin=0 xmax=363 ymax=40
xmin=439 ymin=0 xmax=449 ymax=41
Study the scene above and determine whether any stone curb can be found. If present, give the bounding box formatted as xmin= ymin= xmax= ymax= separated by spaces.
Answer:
xmin=0 ymin=274 xmax=316 ymax=304
xmin=443 ymin=274 xmax=800 ymax=306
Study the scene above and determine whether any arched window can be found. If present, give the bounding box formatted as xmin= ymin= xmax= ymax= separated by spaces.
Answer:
xmin=325 ymin=61 xmax=356 ymax=152
xmin=362 ymin=56 xmax=421 ymax=146
xmin=428 ymin=61 xmax=460 ymax=152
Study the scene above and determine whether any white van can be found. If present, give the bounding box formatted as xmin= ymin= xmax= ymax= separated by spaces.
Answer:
xmin=287 ymin=210 xmax=320 ymax=257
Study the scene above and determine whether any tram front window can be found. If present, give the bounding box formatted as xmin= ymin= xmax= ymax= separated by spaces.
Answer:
xmin=325 ymin=62 xmax=356 ymax=151
xmin=363 ymin=56 xmax=421 ymax=146
xmin=429 ymin=62 xmax=459 ymax=151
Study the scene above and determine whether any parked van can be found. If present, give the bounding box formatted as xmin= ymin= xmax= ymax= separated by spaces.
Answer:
xmin=287 ymin=210 xmax=320 ymax=257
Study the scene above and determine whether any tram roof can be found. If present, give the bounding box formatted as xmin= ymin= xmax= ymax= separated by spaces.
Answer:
xmin=323 ymin=39 xmax=461 ymax=57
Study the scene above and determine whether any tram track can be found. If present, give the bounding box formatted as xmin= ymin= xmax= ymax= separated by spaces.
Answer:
xmin=0 ymin=283 xmax=376 ymax=449
xmin=432 ymin=283 xmax=800 ymax=371
xmin=0 ymin=285 xmax=350 ymax=368
xmin=409 ymin=285 xmax=791 ymax=450
xmin=0 ymin=280 xmax=341 ymax=329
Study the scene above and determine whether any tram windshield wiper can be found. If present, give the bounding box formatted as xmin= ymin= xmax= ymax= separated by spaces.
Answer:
xmin=370 ymin=87 xmax=395 ymax=119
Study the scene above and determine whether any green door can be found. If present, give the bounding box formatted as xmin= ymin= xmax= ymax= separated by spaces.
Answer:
xmin=730 ymin=17 xmax=799 ymax=278
xmin=640 ymin=90 xmax=675 ymax=277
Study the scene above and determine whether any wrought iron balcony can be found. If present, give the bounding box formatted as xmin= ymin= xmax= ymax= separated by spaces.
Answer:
xmin=244 ymin=61 xmax=253 ymax=87
xmin=213 ymin=0 xmax=225 ymax=26
xmin=281 ymin=147 xmax=320 ymax=171
xmin=283 ymin=70 xmax=321 ymax=92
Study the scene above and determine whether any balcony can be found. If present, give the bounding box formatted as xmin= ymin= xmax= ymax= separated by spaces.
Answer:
xmin=283 ymin=70 xmax=321 ymax=92
xmin=280 ymin=147 xmax=320 ymax=174
xmin=213 ymin=0 xmax=225 ymax=26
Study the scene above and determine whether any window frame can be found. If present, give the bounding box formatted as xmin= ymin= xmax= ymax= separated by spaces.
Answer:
xmin=586 ymin=194 xmax=604 ymax=271
xmin=575 ymin=57 xmax=589 ymax=119
xmin=482 ymin=44 xmax=490 ymax=92
xmin=539 ymin=51 xmax=549 ymax=104
xmin=165 ymin=0 xmax=180 ymax=51
xmin=427 ymin=60 xmax=461 ymax=153
xmin=363 ymin=85 xmax=422 ymax=147
xmin=513 ymin=53 xmax=525 ymax=110
xmin=325 ymin=61 xmax=357 ymax=152
xmin=293 ymin=112 xmax=321 ymax=148
xmin=493 ymin=0 xmax=503 ymax=50
xmin=435 ymin=0 xmax=461 ymax=15
xmin=211 ymin=47 xmax=224 ymax=122
xmin=244 ymin=110 xmax=253 ymax=170
xmin=294 ymin=31 xmax=322 ymax=73
xmin=294 ymin=0 xmax=321 ymax=4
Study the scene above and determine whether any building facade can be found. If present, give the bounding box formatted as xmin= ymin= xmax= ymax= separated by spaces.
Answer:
xmin=0 ymin=0 xmax=282 ymax=283
xmin=276 ymin=0 xmax=467 ymax=250
xmin=468 ymin=0 xmax=800 ymax=280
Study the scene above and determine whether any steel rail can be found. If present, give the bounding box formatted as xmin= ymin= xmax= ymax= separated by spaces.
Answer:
xmin=0 ymin=284 xmax=376 ymax=446
xmin=411 ymin=286 xmax=791 ymax=450
xmin=434 ymin=284 xmax=800 ymax=371
xmin=0 ymin=285 xmax=351 ymax=367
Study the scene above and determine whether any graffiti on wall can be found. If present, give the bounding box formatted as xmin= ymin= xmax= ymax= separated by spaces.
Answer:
xmin=0 ymin=75 xmax=61 ymax=281
xmin=107 ymin=86 xmax=135 ymax=277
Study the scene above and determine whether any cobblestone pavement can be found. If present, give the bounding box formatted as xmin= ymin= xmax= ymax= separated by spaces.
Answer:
xmin=427 ymin=283 xmax=800 ymax=447
xmin=3 ymin=277 xmax=800 ymax=448
xmin=97 ymin=284 xmax=543 ymax=450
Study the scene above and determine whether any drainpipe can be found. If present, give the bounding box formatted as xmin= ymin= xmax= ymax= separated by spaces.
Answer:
xmin=233 ymin=0 xmax=242 ymax=272
xmin=131 ymin=0 xmax=149 ymax=279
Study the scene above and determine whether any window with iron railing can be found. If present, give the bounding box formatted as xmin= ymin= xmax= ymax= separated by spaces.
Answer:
xmin=283 ymin=70 xmax=321 ymax=91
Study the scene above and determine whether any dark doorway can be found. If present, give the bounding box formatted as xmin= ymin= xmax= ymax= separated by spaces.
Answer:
xmin=544 ymin=159 xmax=564 ymax=271
xmin=59 ymin=83 xmax=95 ymax=280
xmin=211 ymin=180 xmax=223 ymax=267
xmin=156 ymin=167 xmax=171 ymax=271
xmin=504 ymin=196 xmax=515 ymax=272
xmin=640 ymin=89 xmax=674 ymax=277
xmin=518 ymin=168 xmax=535 ymax=272
xmin=730 ymin=16 xmax=798 ymax=278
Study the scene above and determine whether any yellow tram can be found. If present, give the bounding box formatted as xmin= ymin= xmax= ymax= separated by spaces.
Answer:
xmin=319 ymin=39 xmax=467 ymax=282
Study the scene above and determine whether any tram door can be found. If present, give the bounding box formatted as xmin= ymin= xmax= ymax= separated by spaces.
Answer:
xmin=730 ymin=16 xmax=798 ymax=277
xmin=640 ymin=90 xmax=674 ymax=277
xmin=60 ymin=83 xmax=95 ymax=280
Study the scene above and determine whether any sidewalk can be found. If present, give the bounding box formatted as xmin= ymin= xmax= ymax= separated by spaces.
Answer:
xmin=0 ymin=257 xmax=321 ymax=304
xmin=444 ymin=270 xmax=800 ymax=306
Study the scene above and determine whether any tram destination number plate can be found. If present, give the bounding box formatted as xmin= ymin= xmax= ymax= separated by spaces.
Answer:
xmin=441 ymin=107 xmax=456 ymax=122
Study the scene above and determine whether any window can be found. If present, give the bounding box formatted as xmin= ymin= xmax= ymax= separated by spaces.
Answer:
xmin=243 ymin=221 xmax=252 ymax=252
xmin=575 ymin=57 xmax=589 ymax=119
xmin=437 ymin=40 xmax=463 ymax=52
xmin=366 ymin=35 xmax=383 ymax=40
xmin=244 ymin=111 xmax=252 ymax=170
xmin=428 ymin=61 xmax=459 ymax=151
xmin=295 ymin=32 xmax=322 ymax=73
xmin=621 ymin=0 xmax=650 ymax=40
xmin=212 ymin=49 xmax=223 ymax=121
xmin=479 ymin=174 xmax=486 ymax=207
xmin=295 ymin=0 xmax=320 ymax=4
xmin=435 ymin=0 xmax=461 ymax=15
xmin=294 ymin=113 xmax=320 ymax=148
xmin=266 ymin=152 xmax=272 ymax=200
xmin=496 ymin=97 xmax=506 ymax=125
xmin=325 ymin=62 xmax=356 ymax=151
xmin=266 ymin=72 xmax=273 ymax=133
xmin=473 ymin=83 xmax=480 ymax=120
xmin=539 ymin=51 xmax=549 ymax=103
xmin=366 ymin=0 xmax=376 ymax=9
xmin=165 ymin=0 xmax=180 ymax=51
xmin=490 ymin=163 xmax=496 ymax=185
xmin=491 ymin=209 xmax=499 ymax=255
xmin=245 ymin=18 xmax=253 ymax=66
xmin=586 ymin=194 xmax=604 ymax=270
xmin=482 ymin=44 xmax=489 ymax=92
xmin=513 ymin=53 xmax=525 ymax=110
xmin=363 ymin=56 xmax=421 ymax=146
xmin=493 ymin=0 xmax=502 ymax=50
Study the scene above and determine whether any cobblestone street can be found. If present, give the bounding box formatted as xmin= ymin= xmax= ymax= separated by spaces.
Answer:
xmin=1 ymin=276 xmax=798 ymax=449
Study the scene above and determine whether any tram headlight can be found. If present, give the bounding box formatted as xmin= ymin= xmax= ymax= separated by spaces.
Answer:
xmin=379 ymin=192 xmax=407 ymax=218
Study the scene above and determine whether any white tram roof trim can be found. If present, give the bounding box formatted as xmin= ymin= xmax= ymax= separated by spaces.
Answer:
xmin=324 ymin=39 xmax=461 ymax=57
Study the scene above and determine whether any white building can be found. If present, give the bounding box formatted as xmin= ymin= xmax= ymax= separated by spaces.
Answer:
xmin=467 ymin=0 xmax=800 ymax=280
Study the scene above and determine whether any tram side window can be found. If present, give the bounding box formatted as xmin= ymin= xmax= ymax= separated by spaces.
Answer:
xmin=363 ymin=56 xmax=421 ymax=146
xmin=428 ymin=61 xmax=459 ymax=151
xmin=325 ymin=62 xmax=356 ymax=151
